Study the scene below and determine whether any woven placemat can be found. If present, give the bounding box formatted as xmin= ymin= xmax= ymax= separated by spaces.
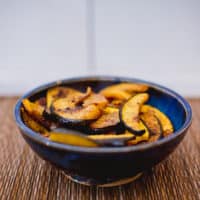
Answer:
xmin=0 ymin=97 xmax=199 ymax=200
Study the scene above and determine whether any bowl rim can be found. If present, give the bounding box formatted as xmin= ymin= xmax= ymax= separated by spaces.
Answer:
xmin=14 ymin=76 xmax=192 ymax=153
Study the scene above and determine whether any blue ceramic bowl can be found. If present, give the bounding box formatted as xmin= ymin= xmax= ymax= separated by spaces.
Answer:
xmin=14 ymin=76 xmax=192 ymax=187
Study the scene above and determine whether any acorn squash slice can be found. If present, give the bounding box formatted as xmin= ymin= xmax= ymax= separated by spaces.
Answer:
xmin=100 ymin=83 xmax=148 ymax=100
xmin=141 ymin=105 xmax=174 ymax=137
xmin=46 ymin=86 xmax=92 ymax=110
xmin=51 ymin=97 xmax=102 ymax=126
xmin=102 ymin=83 xmax=149 ymax=93
xmin=21 ymin=107 xmax=49 ymax=136
xmin=120 ymin=93 xmax=149 ymax=135
xmin=22 ymin=99 xmax=51 ymax=129
xmin=49 ymin=132 xmax=99 ymax=147
xmin=140 ymin=111 xmax=162 ymax=142
xmin=89 ymin=107 xmax=121 ymax=133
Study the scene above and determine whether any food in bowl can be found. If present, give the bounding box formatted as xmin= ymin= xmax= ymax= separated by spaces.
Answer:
xmin=21 ymin=83 xmax=174 ymax=147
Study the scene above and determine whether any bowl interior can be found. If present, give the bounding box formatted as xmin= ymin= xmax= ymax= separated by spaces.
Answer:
xmin=27 ymin=78 xmax=186 ymax=133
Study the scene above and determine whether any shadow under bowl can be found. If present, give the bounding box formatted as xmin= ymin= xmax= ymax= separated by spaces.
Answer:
xmin=14 ymin=76 xmax=192 ymax=187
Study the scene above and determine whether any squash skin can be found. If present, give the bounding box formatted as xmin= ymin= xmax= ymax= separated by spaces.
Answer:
xmin=120 ymin=93 xmax=149 ymax=135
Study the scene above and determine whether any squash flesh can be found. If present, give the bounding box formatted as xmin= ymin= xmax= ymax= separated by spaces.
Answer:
xmin=49 ymin=132 xmax=99 ymax=147
xmin=88 ymin=133 xmax=134 ymax=146
xmin=100 ymin=89 xmax=132 ymax=100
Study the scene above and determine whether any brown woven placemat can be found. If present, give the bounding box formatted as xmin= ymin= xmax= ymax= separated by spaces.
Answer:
xmin=0 ymin=97 xmax=199 ymax=200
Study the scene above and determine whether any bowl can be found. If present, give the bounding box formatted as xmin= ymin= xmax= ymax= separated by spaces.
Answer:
xmin=14 ymin=76 xmax=192 ymax=187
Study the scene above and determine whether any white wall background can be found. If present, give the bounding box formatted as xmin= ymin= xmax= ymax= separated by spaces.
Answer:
xmin=0 ymin=0 xmax=200 ymax=96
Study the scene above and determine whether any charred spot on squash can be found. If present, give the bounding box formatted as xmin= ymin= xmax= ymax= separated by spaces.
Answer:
xmin=89 ymin=107 xmax=121 ymax=133
xmin=35 ymin=97 xmax=47 ymax=108
xmin=141 ymin=105 xmax=174 ymax=137
xmin=120 ymin=93 xmax=149 ymax=135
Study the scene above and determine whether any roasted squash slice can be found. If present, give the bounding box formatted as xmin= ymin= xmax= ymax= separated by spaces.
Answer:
xmin=88 ymin=133 xmax=134 ymax=146
xmin=46 ymin=86 xmax=92 ymax=109
xmin=120 ymin=93 xmax=149 ymax=135
xmin=100 ymin=89 xmax=132 ymax=100
xmin=140 ymin=111 xmax=162 ymax=142
xmin=100 ymin=83 xmax=148 ymax=100
xmin=89 ymin=107 xmax=121 ymax=133
xmin=49 ymin=132 xmax=99 ymax=147
xmin=102 ymin=83 xmax=149 ymax=93
xmin=51 ymin=97 xmax=102 ymax=125
xmin=22 ymin=98 xmax=44 ymax=116
xmin=141 ymin=105 xmax=174 ymax=136
xmin=22 ymin=99 xmax=52 ymax=129
xmin=21 ymin=108 xmax=49 ymax=136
